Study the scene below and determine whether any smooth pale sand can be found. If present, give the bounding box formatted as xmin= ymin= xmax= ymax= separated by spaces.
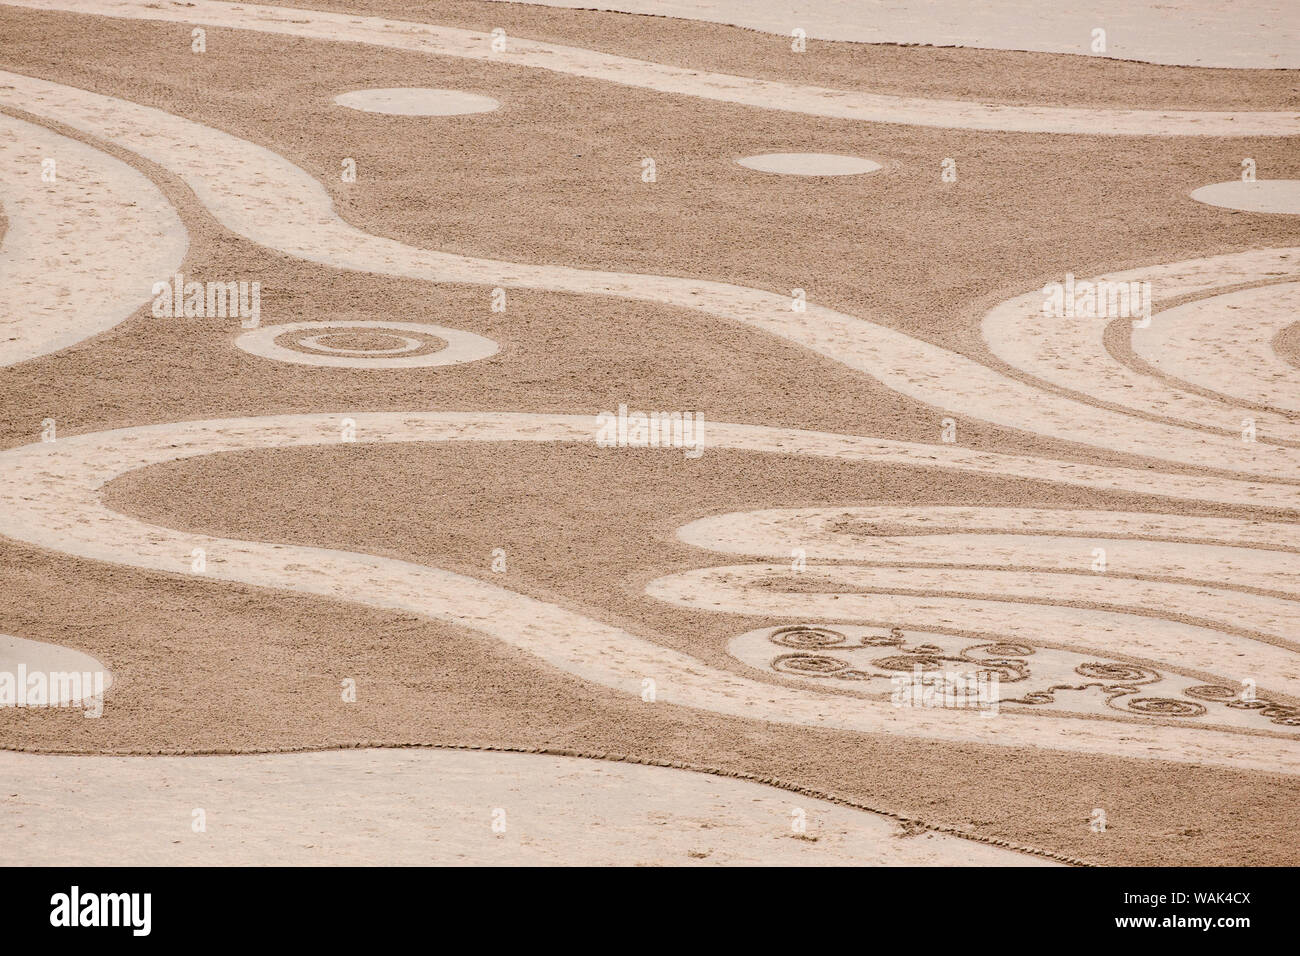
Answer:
xmin=333 ymin=87 xmax=500 ymax=116
xmin=0 ymin=748 xmax=1054 ymax=865
xmin=5 ymin=1 xmax=1298 ymax=136
xmin=0 ymin=112 xmax=186 ymax=367
xmin=0 ymin=635 xmax=110 ymax=706
xmin=1190 ymin=181 xmax=1300 ymax=215
xmin=982 ymin=249 xmax=1300 ymax=445
xmin=3 ymin=412 xmax=1299 ymax=775
xmin=1130 ymin=283 xmax=1300 ymax=413
xmin=480 ymin=0 xmax=1300 ymax=69
xmin=736 ymin=152 xmax=882 ymax=176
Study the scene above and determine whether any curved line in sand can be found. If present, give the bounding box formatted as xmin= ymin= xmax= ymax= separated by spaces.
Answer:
xmin=0 ymin=111 xmax=187 ymax=367
xmin=4 ymin=71 xmax=1299 ymax=482
xmin=1 ymin=411 xmax=1298 ymax=775
xmin=677 ymin=506 xmax=1300 ymax=591
xmin=1129 ymin=283 xmax=1300 ymax=415
xmin=4 ymin=0 xmax=1298 ymax=136
xmin=235 ymin=320 xmax=498 ymax=368
xmin=477 ymin=0 xmax=1300 ymax=70
xmin=981 ymin=250 xmax=1300 ymax=446
xmin=0 ymin=747 xmax=1055 ymax=865
xmin=736 ymin=152 xmax=882 ymax=176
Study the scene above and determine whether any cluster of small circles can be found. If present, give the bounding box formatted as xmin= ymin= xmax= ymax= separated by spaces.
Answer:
xmin=1184 ymin=684 xmax=1239 ymax=701
xmin=1075 ymin=661 xmax=1161 ymax=685
xmin=771 ymin=653 xmax=871 ymax=681
xmin=769 ymin=625 xmax=848 ymax=649
xmin=967 ymin=642 xmax=1034 ymax=658
xmin=1184 ymin=685 xmax=1300 ymax=726
xmin=1119 ymin=697 xmax=1207 ymax=718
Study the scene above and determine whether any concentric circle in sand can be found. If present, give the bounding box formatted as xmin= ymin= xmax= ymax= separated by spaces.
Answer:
xmin=234 ymin=321 xmax=498 ymax=368
xmin=737 ymin=153 xmax=882 ymax=176
xmin=333 ymin=88 xmax=500 ymax=116
xmin=1189 ymin=180 xmax=1300 ymax=215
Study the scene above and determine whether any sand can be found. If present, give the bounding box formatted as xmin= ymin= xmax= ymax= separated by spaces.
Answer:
xmin=0 ymin=634 xmax=110 ymax=708
xmin=3 ymin=411 xmax=1298 ymax=775
xmin=1130 ymin=283 xmax=1300 ymax=412
xmin=480 ymin=0 xmax=1300 ymax=69
xmin=333 ymin=88 xmax=501 ymax=116
xmin=736 ymin=152 xmax=882 ymax=176
xmin=0 ymin=111 xmax=185 ymax=367
xmin=1190 ymin=180 xmax=1300 ymax=215
xmin=5 ymin=1 xmax=1299 ymax=135
xmin=1 ymin=0 xmax=1298 ymax=866
xmin=1 ymin=747 xmax=1057 ymax=865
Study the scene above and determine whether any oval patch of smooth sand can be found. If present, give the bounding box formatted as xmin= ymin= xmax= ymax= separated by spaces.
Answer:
xmin=333 ymin=88 xmax=500 ymax=116
xmin=737 ymin=152 xmax=882 ymax=176
xmin=0 ymin=634 xmax=111 ymax=708
xmin=1190 ymin=181 xmax=1300 ymax=215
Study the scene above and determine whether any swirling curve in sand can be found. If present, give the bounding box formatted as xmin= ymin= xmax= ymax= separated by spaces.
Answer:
xmin=4 ymin=0 xmax=1298 ymax=136
xmin=983 ymin=252 xmax=1300 ymax=444
xmin=1 ymin=412 xmax=1298 ymax=775
xmin=0 ymin=748 xmax=1053 ymax=865
xmin=1129 ymin=283 xmax=1300 ymax=414
xmin=657 ymin=504 xmax=1300 ymax=722
xmin=0 ymin=111 xmax=186 ymax=366
xmin=4 ymin=71 xmax=1299 ymax=484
